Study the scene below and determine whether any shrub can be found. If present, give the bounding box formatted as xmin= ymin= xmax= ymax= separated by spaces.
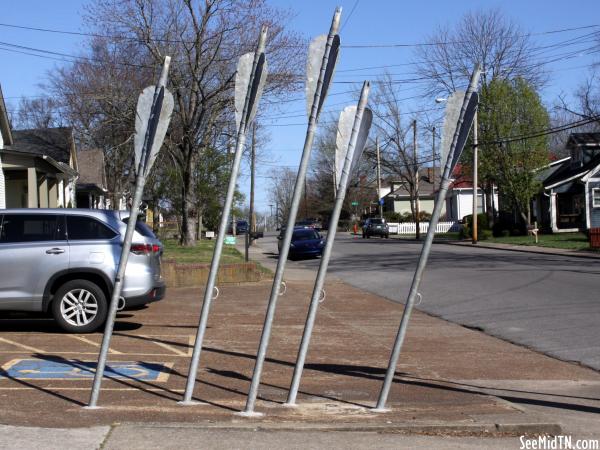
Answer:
xmin=479 ymin=229 xmax=493 ymax=240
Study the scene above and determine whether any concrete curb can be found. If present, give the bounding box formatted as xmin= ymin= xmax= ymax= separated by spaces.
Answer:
xmin=433 ymin=239 xmax=600 ymax=260
xmin=114 ymin=421 xmax=563 ymax=437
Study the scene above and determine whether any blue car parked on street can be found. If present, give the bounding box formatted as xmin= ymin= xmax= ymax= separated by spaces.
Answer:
xmin=277 ymin=227 xmax=324 ymax=259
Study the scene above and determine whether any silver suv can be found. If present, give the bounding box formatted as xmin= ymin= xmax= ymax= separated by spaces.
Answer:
xmin=0 ymin=209 xmax=165 ymax=332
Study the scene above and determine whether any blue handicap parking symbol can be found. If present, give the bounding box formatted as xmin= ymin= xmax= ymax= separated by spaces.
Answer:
xmin=0 ymin=359 xmax=171 ymax=381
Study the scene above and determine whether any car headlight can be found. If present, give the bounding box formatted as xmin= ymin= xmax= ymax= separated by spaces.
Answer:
xmin=319 ymin=240 xmax=324 ymax=246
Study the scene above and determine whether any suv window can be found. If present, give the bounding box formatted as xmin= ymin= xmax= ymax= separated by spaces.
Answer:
xmin=123 ymin=217 xmax=156 ymax=238
xmin=67 ymin=216 xmax=118 ymax=240
xmin=0 ymin=214 xmax=63 ymax=243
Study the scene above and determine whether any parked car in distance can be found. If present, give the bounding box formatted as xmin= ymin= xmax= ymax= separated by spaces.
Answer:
xmin=277 ymin=226 xmax=325 ymax=259
xmin=0 ymin=209 xmax=165 ymax=333
xmin=362 ymin=217 xmax=389 ymax=238
xmin=227 ymin=219 xmax=249 ymax=234
xmin=295 ymin=218 xmax=323 ymax=231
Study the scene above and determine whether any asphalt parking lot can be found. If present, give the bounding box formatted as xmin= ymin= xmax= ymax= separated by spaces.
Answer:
xmin=1 ymin=280 xmax=599 ymax=432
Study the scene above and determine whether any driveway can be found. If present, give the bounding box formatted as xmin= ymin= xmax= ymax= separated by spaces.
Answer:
xmin=257 ymin=233 xmax=600 ymax=371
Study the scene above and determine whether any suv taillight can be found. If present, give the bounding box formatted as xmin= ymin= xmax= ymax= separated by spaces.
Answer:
xmin=131 ymin=243 xmax=161 ymax=255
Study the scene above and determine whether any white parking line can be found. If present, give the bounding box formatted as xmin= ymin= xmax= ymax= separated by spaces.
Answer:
xmin=68 ymin=335 xmax=123 ymax=354
xmin=0 ymin=337 xmax=45 ymax=354
xmin=139 ymin=335 xmax=188 ymax=356
xmin=67 ymin=334 xmax=123 ymax=355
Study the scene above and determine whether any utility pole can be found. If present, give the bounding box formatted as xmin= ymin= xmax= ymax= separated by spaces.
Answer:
xmin=304 ymin=178 xmax=308 ymax=219
xmin=413 ymin=119 xmax=420 ymax=240
xmin=247 ymin=124 xmax=256 ymax=257
xmin=230 ymin=144 xmax=236 ymax=238
xmin=268 ymin=204 xmax=274 ymax=231
xmin=431 ymin=126 xmax=436 ymax=192
xmin=376 ymin=137 xmax=382 ymax=218
xmin=472 ymin=110 xmax=478 ymax=244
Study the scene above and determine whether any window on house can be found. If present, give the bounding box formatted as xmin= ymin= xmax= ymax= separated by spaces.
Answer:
xmin=593 ymin=188 xmax=600 ymax=208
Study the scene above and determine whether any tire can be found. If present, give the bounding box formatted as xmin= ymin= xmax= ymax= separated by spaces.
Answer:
xmin=51 ymin=280 xmax=108 ymax=333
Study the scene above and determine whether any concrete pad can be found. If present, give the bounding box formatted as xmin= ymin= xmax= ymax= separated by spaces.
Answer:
xmin=0 ymin=283 xmax=596 ymax=432
xmin=0 ymin=424 xmax=109 ymax=450
xmin=103 ymin=425 xmax=524 ymax=450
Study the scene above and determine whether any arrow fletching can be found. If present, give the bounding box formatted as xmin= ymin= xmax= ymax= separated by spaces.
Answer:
xmin=439 ymin=90 xmax=465 ymax=171
xmin=306 ymin=34 xmax=340 ymax=119
xmin=235 ymin=51 xmax=268 ymax=134
xmin=134 ymin=85 xmax=174 ymax=176
xmin=450 ymin=91 xmax=479 ymax=171
xmin=335 ymin=105 xmax=373 ymax=188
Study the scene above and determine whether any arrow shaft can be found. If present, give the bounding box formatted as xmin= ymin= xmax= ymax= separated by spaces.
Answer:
xmin=242 ymin=7 xmax=342 ymax=415
xmin=89 ymin=56 xmax=171 ymax=408
xmin=287 ymin=82 xmax=370 ymax=406
xmin=182 ymin=27 xmax=268 ymax=404
xmin=374 ymin=65 xmax=482 ymax=411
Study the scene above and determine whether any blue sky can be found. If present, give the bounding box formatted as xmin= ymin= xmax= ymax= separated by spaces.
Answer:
xmin=1 ymin=0 xmax=599 ymax=213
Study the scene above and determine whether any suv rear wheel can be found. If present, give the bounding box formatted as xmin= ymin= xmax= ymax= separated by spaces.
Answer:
xmin=51 ymin=280 xmax=108 ymax=333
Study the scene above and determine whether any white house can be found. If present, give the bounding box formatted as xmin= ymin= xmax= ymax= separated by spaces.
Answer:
xmin=0 ymin=84 xmax=12 ymax=209
xmin=382 ymin=167 xmax=498 ymax=221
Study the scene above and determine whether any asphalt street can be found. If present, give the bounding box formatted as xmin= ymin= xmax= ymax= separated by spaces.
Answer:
xmin=259 ymin=232 xmax=600 ymax=371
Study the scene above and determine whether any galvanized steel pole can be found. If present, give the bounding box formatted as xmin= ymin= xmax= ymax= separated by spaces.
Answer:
xmin=285 ymin=82 xmax=370 ymax=406
xmin=472 ymin=110 xmax=478 ymax=244
xmin=241 ymin=8 xmax=342 ymax=416
xmin=181 ymin=27 xmax=268 ymax=405
xmin=374 ymin=65 xmax=481 ymax=412
xmin=376 ymin=137 xmax=383 ymax=218
xmin=88 ymin=56 xmax=171 ymax=408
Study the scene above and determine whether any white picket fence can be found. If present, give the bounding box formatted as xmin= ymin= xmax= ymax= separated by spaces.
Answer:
xmin=387 ymin=221 xmax=460 ymax=235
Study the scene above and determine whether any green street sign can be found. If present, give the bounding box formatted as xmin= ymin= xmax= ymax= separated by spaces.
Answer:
xmin=351 ymin=201 xmax=359 ymax=206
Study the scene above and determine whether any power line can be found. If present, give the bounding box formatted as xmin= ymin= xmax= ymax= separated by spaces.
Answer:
xmin=480 ymin=115 xmax=600 ymax=146
xmin=0 ymin=20 xmax=597 ymax=49
xmin=339 ymin=0 xmax=360 ymax=33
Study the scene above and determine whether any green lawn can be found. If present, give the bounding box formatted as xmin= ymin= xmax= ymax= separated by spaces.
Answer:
xmin=486 ymin=232 xmax=594 ymax=251
xmin=162 ymin=239 xmax=245 ymax=264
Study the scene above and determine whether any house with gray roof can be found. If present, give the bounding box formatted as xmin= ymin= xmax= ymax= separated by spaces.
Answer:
xmin=534 ymin=133 xmax=600 ymax=232
xmin=76 ymin=149 xmax=108 ymax=208
xmin=0 ymin=85 xmax=79 ymax=208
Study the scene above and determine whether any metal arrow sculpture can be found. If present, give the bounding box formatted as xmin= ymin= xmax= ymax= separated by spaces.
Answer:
xmin=285 ymin=81 xmax=372 ymax=407
xmin=240 ymin=7 xmax=342 ymax=417
xmin=88 ymin=56 xmax=174 ymax=408
xmin=373 ymin=64 xmax=481 ymax=412
xmin=180 ymin=26 xmax=269 ymax=405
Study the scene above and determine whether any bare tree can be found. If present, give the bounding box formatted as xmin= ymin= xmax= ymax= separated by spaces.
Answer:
xmin=77 ymin=0 xmax=303 ymax=245
xmin=370 ymin=73 xmax=424 ymax=238
xmin=415 ymin=9 xmax=544 ymax=98
xmin=48 ymin=37 xmax=152 ymax=208
xmin=13 ymin=97 xmax=65 ymax=130
xmin=268 ymin=167 xmax=296 ymax=228
xmin=415 ymin=9 xmax=546 ymax=225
